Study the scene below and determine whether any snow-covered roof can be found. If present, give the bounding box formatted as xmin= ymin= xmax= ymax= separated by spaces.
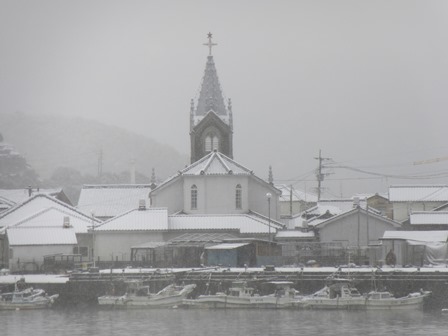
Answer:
xmin=381 ymin=230 xmax=448 ymax=243
xmin=275 ymin=230 xmax=315 ymax=239
xmin=0 ymin=188 xmax=63 ymax=205
xmin=410 ymin=211 xmax=448 ymax=225
xmin=168 ymin=213 xmax=284 ymax=234
xmin=0 ymin=194 xmax=96 ymax=231
xmin=77 ymin=184 xmax=151 ymax=218
xmin=276 ymin=184 xmax=318 ymax=203
xmin=389 ymin=185 xmax=448 ymax=202
xmin=7 ymin=227 xmax=77 ymax=246
xmin=95 ymin=207 xmax=168 ymax=231
xmin=205 ymin=243 xmax=250 ymax=250
xmin=9 ymin=207 xmax=94 ymax=234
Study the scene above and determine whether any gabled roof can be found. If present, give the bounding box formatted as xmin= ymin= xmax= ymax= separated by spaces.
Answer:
xmin=77 ymin=184 xmax=151 ymax=218
xmin=0 ymin=188 xmax=65 ymax=205
xmin=410 ymin=211 xmax=448 ymax=225
xmin=276 ymin=184 xmax=318 ymax=203
xmin=195 ymin=55 xmax=228 ymax=117
xmin=7 ymin=227 xmax=77 ymax=246
xmin=95 ymin=207 xmax=168 ymax=231
xmin=312 ymin=207 xmax=401 ymax=229
xmin=9 ymin=207 xmax=94 ymax=234
xmin=168 ymin=212 xmax=284 ymax=234
xmin=389 ymin=185 xmax=448 ymax=202
xmin=0 ymin=194 xmax=96 ymax=231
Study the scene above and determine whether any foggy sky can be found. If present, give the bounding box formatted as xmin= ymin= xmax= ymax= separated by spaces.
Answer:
xmin=1 ymin=0 xmax=448 ymax=198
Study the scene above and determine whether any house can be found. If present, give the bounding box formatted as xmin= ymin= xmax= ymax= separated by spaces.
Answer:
xmin=0 ymin=187 xmax=73 ymax=212
xmin=77 ymin=184 xmax=152 ymax=220
xmin=406 ymin=211 xmax=448 ymax=231
xmin=0 ymin=194 xmax=100 ymax=270
xmin=389 ymin=185 xmax=448 ymax=222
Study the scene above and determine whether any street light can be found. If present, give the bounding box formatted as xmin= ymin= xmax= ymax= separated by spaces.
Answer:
xmin=266 ymin=192 xmax=272 ymax=256
xmin=91 ymin=211 xmax=96 ymax=268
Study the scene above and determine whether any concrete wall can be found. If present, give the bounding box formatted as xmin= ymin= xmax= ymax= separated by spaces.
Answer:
xmin=151 ymin=179 xmax=183 ymax=214
xmin=94 ymin=231 xmax=164 ymax=262
xmin=392 ymin=201 xmax=445 ymax=222
xmin=9 ymin=245 xmax=74 ymax=272
xmin=248 ymin=179 xmax=280 ymax=220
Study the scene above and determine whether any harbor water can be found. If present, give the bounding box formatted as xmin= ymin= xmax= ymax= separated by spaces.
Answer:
xmin=1 ymin=308 xmax=448 ymax=336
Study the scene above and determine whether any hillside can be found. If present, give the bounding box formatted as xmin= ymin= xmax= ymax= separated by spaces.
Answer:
xmin=0 ymin=112 xmax=188 ymax=182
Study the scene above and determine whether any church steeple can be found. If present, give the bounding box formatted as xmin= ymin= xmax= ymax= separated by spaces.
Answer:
xmin=190 ymin=33 xmax=233 ymax=163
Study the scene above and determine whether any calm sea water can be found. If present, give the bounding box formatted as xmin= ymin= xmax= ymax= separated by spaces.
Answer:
xmin=1 ymin=308 xmax=448 ymax=336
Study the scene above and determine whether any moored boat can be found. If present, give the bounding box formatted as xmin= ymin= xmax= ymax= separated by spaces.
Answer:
xmin=363 ymin=289 xmax=431 ymax=310
xmin=98 ymin=281 xmax=196 ymax=308
xmin=0 ymin=284 xmax=59 ymax=310
xmin=183 ymin=280 xmax=302 ymax=309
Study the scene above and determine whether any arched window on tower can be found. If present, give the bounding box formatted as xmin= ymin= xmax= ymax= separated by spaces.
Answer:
xmin=205 ymin=133 xmax=219 ymax=153
xmin=191 ymin=185 xmax=198 ymax=210
xmin=235 ymin=184 xmax=242 ymax=210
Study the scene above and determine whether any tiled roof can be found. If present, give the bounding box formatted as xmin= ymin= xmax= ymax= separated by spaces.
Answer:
xmin=381 ymin=230 xmax=448 ymax=243
xmin=276 ymin=184 xmax=318 ymax=203
xmin=410 ymin=211 xmax=448 ymax=225
xmin=77 ymin=184 xmax=151 ymax=218
xmin=7 ymin=227 xmax=77 ymax=246
xmin=10 ymin=207 xmax=94 ymax=234
xmin=168 ymin=213 xmax=284 ymax=234
xmin=95 ymin=207 xmax=168 ymax=231
xmin=0 ymin=194 xmax=96 ymax=231
xmin=389 ymin=185 xmax=448 ymax=202
xmin=0 ymin=188 xmax=62 ymax=204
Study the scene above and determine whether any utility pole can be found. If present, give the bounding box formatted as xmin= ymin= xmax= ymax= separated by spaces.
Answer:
xmin=314 ymin=149 xmax=332 ymax=201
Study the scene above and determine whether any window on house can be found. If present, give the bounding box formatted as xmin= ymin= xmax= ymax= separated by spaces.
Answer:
xmin=235 ymin=184 xmax=242 ymax=209
xmin=191 ymin=185 xmax=198 ymax=210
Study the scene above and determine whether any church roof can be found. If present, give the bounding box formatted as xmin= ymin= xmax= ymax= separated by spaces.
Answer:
xmin=195 ymin=55 xmax=228 ymax=117
xmin=181 ymin=150 xmax=252 ymax=176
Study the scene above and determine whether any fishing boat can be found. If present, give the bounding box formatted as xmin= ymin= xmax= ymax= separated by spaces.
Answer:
xmin=183 ymin=281 xmax=302 ymax=309
xmin=97 ymin=281 xmax=196 ymax=308
xmin=300 ymin=279 xmax=431 ymax=310
xmin=0 ymin=285 xmax=59 ymax=310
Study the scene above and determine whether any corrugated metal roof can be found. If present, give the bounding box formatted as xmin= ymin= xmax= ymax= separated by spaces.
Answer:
xmin=381 ymin=230 xmax=448 ymax=242
xmin=168 ymin=214 xmax=283 ymax=234
xmin=389 ymin=185 xmax=448 ymax=202
xmin=205 ymin=243 xmax=250 ymax=250
xmin=77 ymin=184 xmax=152 ymax=218
xmin=7 ymin=227 xmax=77 ymax=246
xmin=410 ymin=211 xmax=448 ymax=225
xmin=95 ymin=208 xmax=168 ymax=231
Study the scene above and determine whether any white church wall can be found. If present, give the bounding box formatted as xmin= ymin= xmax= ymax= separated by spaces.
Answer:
xmin=248 ymin=179 xmax=280 ymax=220
xmin=151 ymin=179 xmax=183 ymax=214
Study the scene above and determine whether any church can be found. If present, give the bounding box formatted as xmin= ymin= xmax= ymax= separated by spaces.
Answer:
xmin=150 ymin=33 xmax=281 ymax=221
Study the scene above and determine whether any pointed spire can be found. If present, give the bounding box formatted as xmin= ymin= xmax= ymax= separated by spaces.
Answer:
xmin=228 ymin=98 xmax=233 ymax=131
xmin=190 ymin=99 xmax=195 ymax=131
xmin=150 ymin=168 xmax=157 ymax=190
xmin=195 ymin=33 xmax=227 ymax=117
xmin=268 ymin=166 xmax=274 ymax=185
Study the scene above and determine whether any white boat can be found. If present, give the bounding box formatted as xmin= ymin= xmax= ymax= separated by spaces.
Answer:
xmin=300 ymin=280 xmax=431 ymax=310
xmin=183 ymin=281 xmax=302 ymax=309
xmin=0 ymin=285 xmax=59 ymax=310
xmin=363 ymin=290 xmax=431 ymax=310
xmin=98 ymin=282 xmax=196 ymax=308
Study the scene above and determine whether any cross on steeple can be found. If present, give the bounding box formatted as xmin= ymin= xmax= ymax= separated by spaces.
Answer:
xmin=203 ymin=32 xmax=217 ymax=56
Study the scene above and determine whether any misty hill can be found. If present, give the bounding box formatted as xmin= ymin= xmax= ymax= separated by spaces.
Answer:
xmin=0 ymin=112 xmax=188 ymax=182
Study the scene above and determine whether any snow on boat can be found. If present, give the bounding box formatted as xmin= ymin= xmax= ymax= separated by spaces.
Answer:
xmin=183 ymin=281 xmax=302 ymax=309
xmin=363 ymin=290 xmax=431 ymax=310
xmin=98 ymin=281 xmax=196 ymax=308
xmin=0 ymin=284 xmax=59 ymax=310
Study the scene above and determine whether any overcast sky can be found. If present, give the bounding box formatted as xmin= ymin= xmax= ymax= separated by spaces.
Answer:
xmin=1 ymin=0 xmax=448 ymax=198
